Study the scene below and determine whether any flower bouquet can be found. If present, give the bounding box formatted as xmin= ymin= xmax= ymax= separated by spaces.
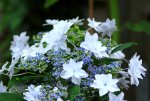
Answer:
xmin=0 ymin=17 xmax=146 ymax=101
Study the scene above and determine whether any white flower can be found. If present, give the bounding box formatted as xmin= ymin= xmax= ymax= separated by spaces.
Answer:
xmin=23 ymin=84 xmax=42 ymax=101
xmin=0 ymin=81 xmax=7 ymax=93
xmin=87 ymin=18 xmax=101 ymax=32
xmin=98 ymin=19 xmax=117 ymax=37
xmin=69 ymin=17 xmax=83 ymax=25
xmin=53 ymin=20 xmax=73 ymax=35
xmin=23 ymin=28 xmax=70 ymax=59
xmin=80 ymin=32 xmax=109 ymax=58
xmin=51 ymin=34 xmax=68 ymax=51
xmin=22 ymin=44 xmax=47 ymax=59
xmin=44 ymin=19 xmax=59 ymax=25
xmin=41 ymin=20 xmax=73 ymax=52
xmin=109 ymin=92 xmax=126 ymax=101
xmin=10 ymin=32 xmax=29 ymax=59
xmin=90 ymin=74 xmax=119 ymax=96
xmin=60 ymin=59 xmax=88 ymax=85
xmin=128 ymin=53 xmax=146 ymax=86
xmin=110 ymin=51 xmax=125 ymax=59
xmin=0 ymin=62 xmax=8 ymax=74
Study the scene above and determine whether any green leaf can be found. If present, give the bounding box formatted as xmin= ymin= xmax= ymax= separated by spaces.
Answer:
xmin=111 ymin=42 xmax=138 ymax=54
xmin=0 ymin=93 xmax=24 ymax=101
xmin=44 ymin=0 xmax=58 ymax=8
xmin=68 ymin=85 xmax=80 ymax=101
xmin=8 ymin=75 xmax=35 ymax=88
xmin=0 ymin=74 xmax=9 ymax=85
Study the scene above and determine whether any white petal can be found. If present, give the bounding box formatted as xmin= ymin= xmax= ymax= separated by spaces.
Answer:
xmin=71 ymin=76 xmax=81 ymax=85
xmin=109 ymin=92 xmax=117 ymax=101
xmin=60 ymin=70 xmax=73 ymax=79
xmin=74 ymin=69 xmax=88 ymax=78
xmin=99 ymin=89 xmax=108 ymax=96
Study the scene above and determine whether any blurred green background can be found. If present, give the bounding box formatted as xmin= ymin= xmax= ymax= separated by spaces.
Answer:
xmin=0 ymin=0 xmax=150 ymax=101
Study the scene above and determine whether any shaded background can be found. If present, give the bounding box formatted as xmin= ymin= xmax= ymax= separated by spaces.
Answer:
xmin=0 ymin=0 xmax=149 ymax=100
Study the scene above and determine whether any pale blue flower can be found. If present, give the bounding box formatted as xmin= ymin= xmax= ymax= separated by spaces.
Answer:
xmin=97 ymin=19 xmax=117 ymax=38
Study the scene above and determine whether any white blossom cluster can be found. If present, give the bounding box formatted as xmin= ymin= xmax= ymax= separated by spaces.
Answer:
xmin=0 ymin=17 xmax=147 ymax=101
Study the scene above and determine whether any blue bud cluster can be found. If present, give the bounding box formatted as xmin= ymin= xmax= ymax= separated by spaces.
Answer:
xmin=81 ymin=77 xmax=94 ymax=86
xmin=38 ymin=85 xmax=68 ymax=101
xmin=47 ymin=49 xmax=68 ymax=77
xmin=88 ymin=65 xmax=106 ymax=77
xmin=18 ymin=53 xmax=49 ymax=73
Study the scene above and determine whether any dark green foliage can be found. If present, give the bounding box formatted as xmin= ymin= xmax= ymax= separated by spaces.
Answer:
xmin=0 ymin=93 xmax=24 ymax=101
xmin=68 ymin=85 xmax=80 ymax=101
xmin=44 ymin=0 xmax=58 ymax=8
xmin=111 ymin=42 xmax=138 ymax=54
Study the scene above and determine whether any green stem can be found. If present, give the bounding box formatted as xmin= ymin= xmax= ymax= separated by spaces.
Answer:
xmin=109 ymin=0 xmax=120 ymax=42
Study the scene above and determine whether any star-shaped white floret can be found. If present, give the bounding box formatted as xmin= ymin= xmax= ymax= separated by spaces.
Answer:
xmin=109 ymin=92 xmax=126 ymax=101
xmin=97 ymin=19 xmax=117 ymax=37
xmin=80 ymin=32 xmax=108 ymax=58
xmin=10 ymin=32 xmax=29 ymax=59
xmin=23 ymin=84 xmax=42 ymax=101
xmin=69 ymin=17 xmax=83 ymax=25
xmin=22 ymin=44 xmax=47 ymax=59
xmin=0 ymin=81 xmax=7 ymax=93
xmin=87 ymin=18 xmax=101 ymax=32
xmin=128 ymin=53 xmax=146 ymax=86
xmin=60 ymin=59 xmax=88 ymax=85
xmin=41 ymin=20 xmax=73 ymax=52
xmin=90 ymin=74 xmax=119 ymax=96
